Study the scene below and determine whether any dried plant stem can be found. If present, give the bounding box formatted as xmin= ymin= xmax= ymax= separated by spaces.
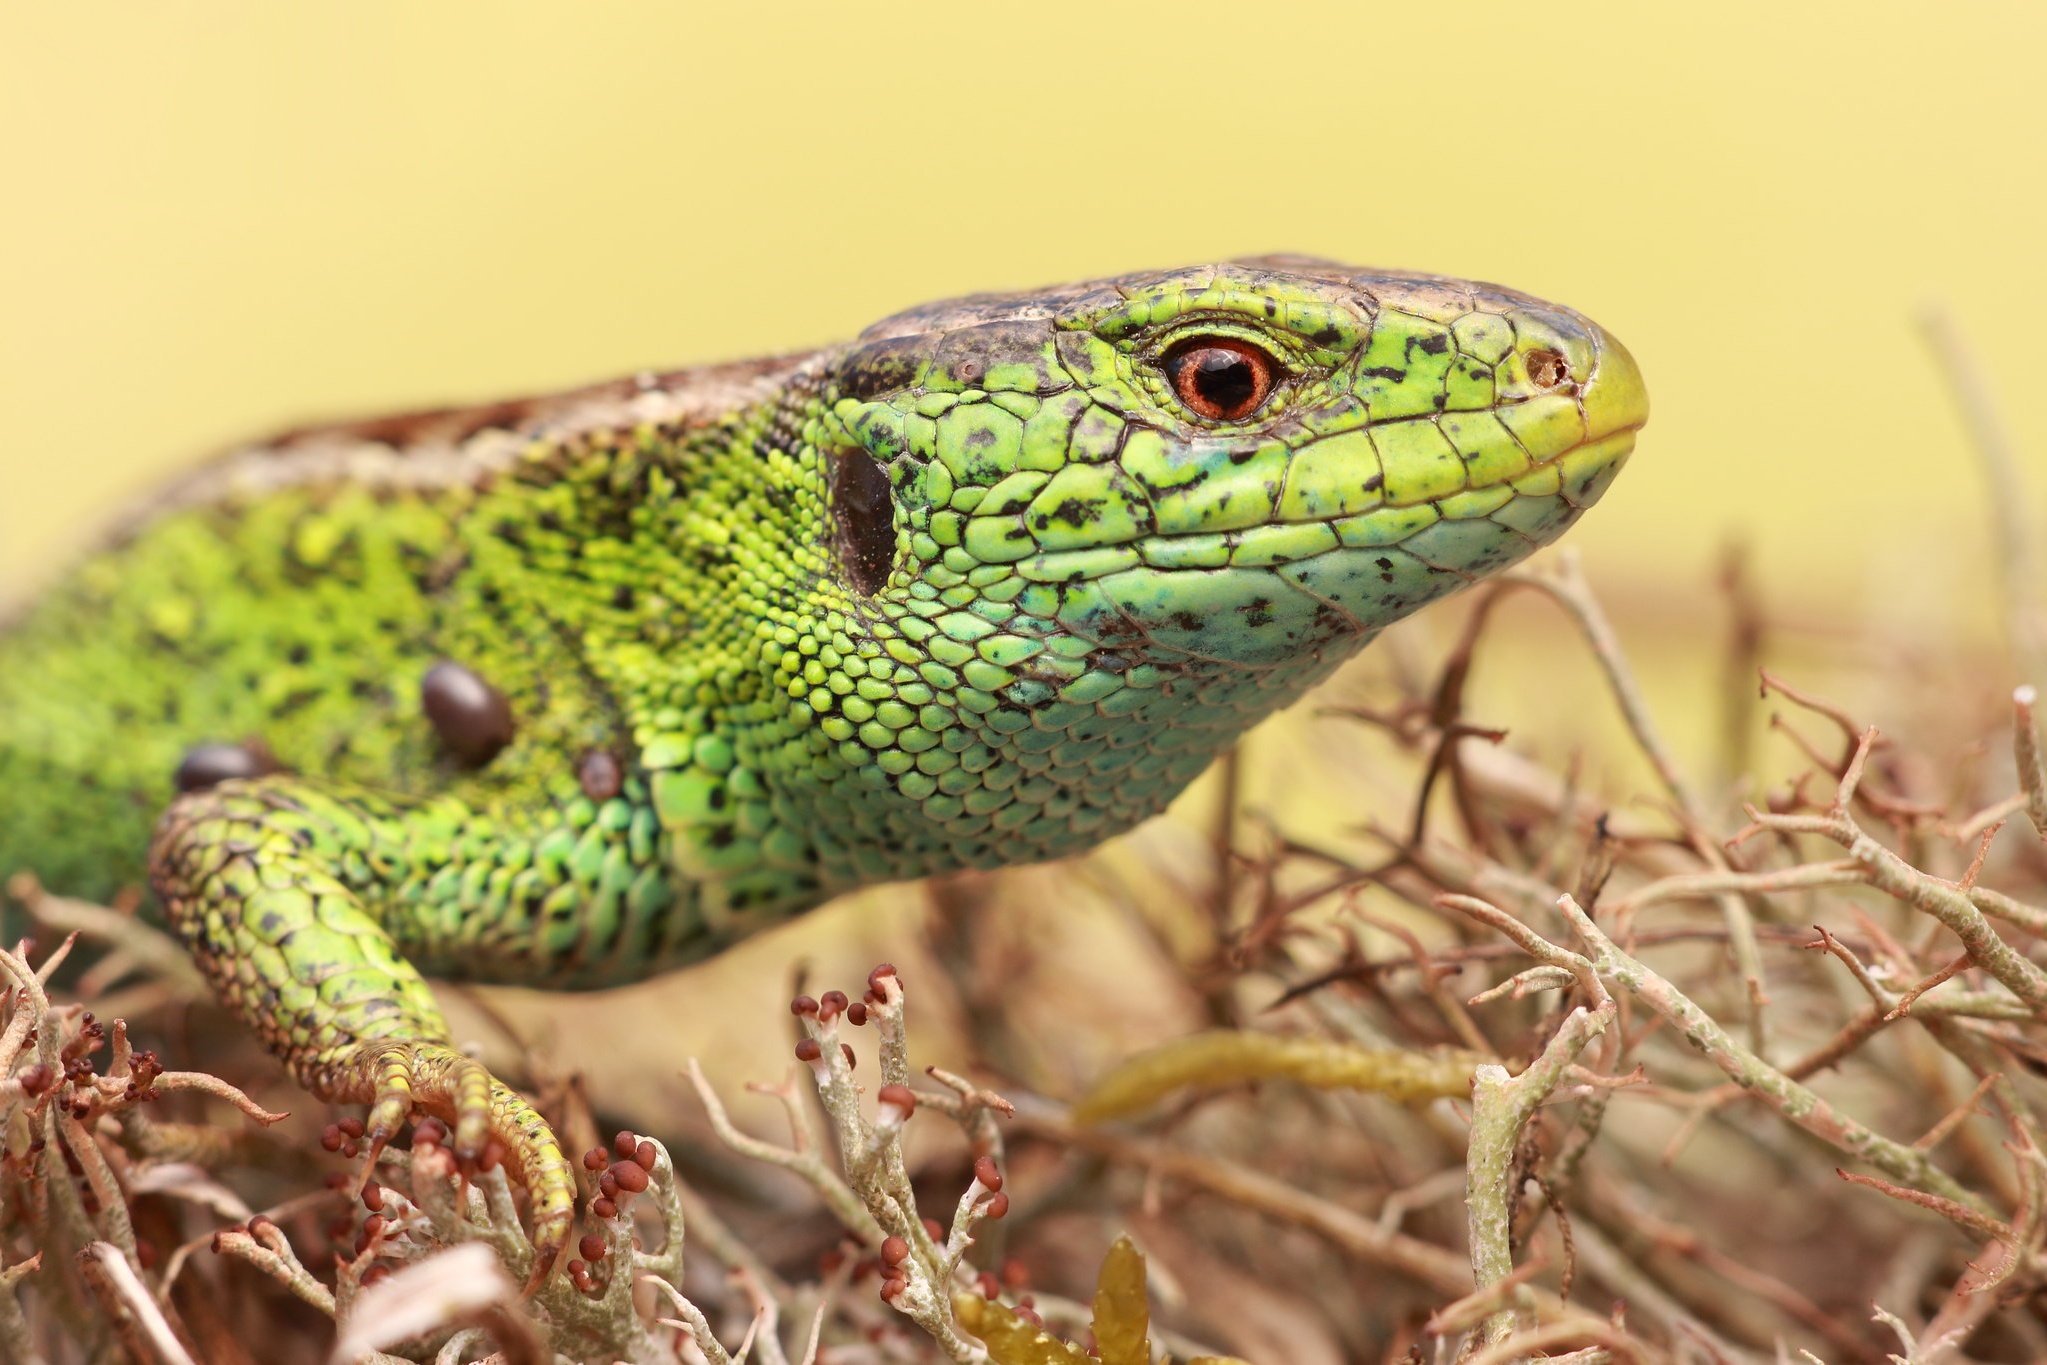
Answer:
xmin=1915 ymin=1073 xmax=2003 ymax=1153
xmin=1556 ymin=895 xmax=1994 ymax=1217
xmin=1565 ymin=1221 xmax=1753 ymax=1363
xmin=1967 ymin=882 xmax=2047 ymax=939
xmin=7 ymin=875 xmax=205 ymax=992
xmin=1920 ymin=302 xmax=2047 ymax=687
xmin=1017 ymin=1109 xmax=1465 ymax=1294
xmin=685 ymin=1057 xmax=883 ymax=1247
xmin=1507 ymin=551 xmax=1769 ymax=1046
xmin=1834 ymin=1169 xmax=2016 ymax=1244
xmin=1584 ymin=1175 xmax=1871 ymax=1358
xmin=670 ymin=1181 xmax=791 ymax=1302
xmin=77 ymin=1241 xmax=196 ymax=1365
xmin=1439 ymin=893 xmax=1637 ymax=1348
xmin=2012 ymin=686 xmax=2047 ymax=841
xmin=1459 ymin=1322 xmax=1640 ymax=1365
xmin=212 ymin=1225 xmax=337 ymax=1316
xmin=1747 ymin=801 xmax=2047 ymax=1021
xmin=1467 ymin=1002 xmax=1614 ymax=1348
xmin=1607 ymin=860 xmax=1864 ymax=921
xmin=0 ymin=1255 xmax=42 ymax=1365
xmin=156 ymin=1186 xmax=342 ymax=1301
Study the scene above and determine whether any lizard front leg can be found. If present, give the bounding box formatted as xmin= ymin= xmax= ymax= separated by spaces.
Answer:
xmin=148 ymin=775 xmax=583 ymax=1279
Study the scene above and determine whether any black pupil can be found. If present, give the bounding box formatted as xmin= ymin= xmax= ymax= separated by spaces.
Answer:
xmin=1187 ymin=348 xmax=1256 ymax=413
xmin=831 ymin=448 xmax=897 ymax=595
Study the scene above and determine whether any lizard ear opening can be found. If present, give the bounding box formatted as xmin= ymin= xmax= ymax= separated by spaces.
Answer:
xmin=829 ymin=447 xmax=898 ymax=596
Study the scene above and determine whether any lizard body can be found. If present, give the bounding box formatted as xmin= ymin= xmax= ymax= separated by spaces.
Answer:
xmin=0 ymin=257 xmax=1647 ymax=1270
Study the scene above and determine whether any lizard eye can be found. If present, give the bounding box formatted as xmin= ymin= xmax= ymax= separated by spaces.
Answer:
xmin=1164 ymin=337 xmax=1278 ymax=422
xmin=830 ymin=447 xmax=898 ymax=595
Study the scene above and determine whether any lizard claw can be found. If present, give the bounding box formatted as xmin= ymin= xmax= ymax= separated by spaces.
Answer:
xmin=355 ymin=1039 xmax=574 ymax=1284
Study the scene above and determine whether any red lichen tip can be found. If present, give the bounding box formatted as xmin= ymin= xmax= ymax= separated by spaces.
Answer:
xmin=579 ymin=1232 xmax=607 ymax=1262
xmin=795 ymin=1038 xmax=823 ymax=1063
xmin=973 ymin=1155 xmax=1002 ymax=1192
xmin=610 ymin=1158 xmax=649 ymax=1194
xmin=582 ymin=1147 xmax=609 ymax=1172
xmin=791 ymin=994 xmax=820 ymax=1017
xmin=635 ymin=1139 xmax=657 ymax=1171
xmin=982 ymin=1191 xmax=1010 ymax=1220
xmin=841 ymin=1043 xmax=857 ymax=1071
xmin=591 ymin=1196 xmax=618 ymax=1220
xmin=354 ymin=1215 xmax=389 ymax=1257
xmin=613 ymin=1130 xmax=639 ymax=1158
xmin=867 ymin=963 xmax=899 ymax=993
xmin=877 ymin=1084 xmax=917 ymax=1120
xmin=820 ymin=989 xmax=849 ymax=1020
xmin=847 ymin=1001 xmax=869 ymax=1026
xmin=881 ymin=1234 xmax=911 ymax=1267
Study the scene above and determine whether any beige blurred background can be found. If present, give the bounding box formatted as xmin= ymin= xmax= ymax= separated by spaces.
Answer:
xmin=3 ymin=3 xmax=2044 ymax=607
xmin=4 ymin=3 xmax=2045 ymax=1121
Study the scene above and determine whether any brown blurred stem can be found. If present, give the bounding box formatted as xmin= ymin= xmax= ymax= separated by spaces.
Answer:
xmin=1717 ymin=540 xmax=1764 ymax=791
xmin=1505 ymin=551 xmax=1770 ymax=1053
xmin=1920 ymin=302 xmax=2046 ymax=687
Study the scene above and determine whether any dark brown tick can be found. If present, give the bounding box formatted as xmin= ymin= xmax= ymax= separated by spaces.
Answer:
xmin=578 ymin=749 xmax=623 ymax=802
xmin=420 ymin=661 xmax=515 ymax=767
xmin=173 ymin=741 xmax=274 ymax=793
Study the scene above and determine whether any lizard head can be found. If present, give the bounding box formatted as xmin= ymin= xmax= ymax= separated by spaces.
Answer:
xmin=648 ymin=258 xmax=1647 ymax=900
xmin=820 ymin=257 xmax=1646 ymax=673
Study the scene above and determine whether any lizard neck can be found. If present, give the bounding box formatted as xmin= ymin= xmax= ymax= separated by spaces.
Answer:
xmin=459 ymin=381 xmax=1381 ymax=947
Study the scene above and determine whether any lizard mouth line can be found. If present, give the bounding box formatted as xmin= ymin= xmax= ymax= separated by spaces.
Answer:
xmin=977 ymin=426 xmax=1638 ymax=672
xmin=997 ymin=426 xmax=1640 ymax=590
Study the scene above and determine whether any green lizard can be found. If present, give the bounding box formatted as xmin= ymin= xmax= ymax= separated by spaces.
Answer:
xmin=0 ymin=257 xmax=1646 ymax=1272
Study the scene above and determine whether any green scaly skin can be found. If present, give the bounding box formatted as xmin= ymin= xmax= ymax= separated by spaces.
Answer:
xmin=0 ymin=257 xmax=1647 ymax=1274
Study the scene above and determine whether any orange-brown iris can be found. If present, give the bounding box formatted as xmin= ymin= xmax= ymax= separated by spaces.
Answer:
xmin=1164 ymin=337 xmax=1277 ymax=421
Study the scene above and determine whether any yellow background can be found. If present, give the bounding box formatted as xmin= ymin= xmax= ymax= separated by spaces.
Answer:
xmin=3 ymin=2 xmax=2044 ymax=613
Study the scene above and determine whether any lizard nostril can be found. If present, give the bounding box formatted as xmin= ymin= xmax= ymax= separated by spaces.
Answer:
xmin=1525 ymin=348 xmax=1570 ymax=390
xmin=829 ymin=447 xmax=898 ymax=596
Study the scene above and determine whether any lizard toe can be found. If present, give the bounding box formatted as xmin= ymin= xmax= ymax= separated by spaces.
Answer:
xmin=348 ymin=1039 xmax=575 ymax=1284
xmin=485 ymin=1074 xmax=576 ymax=1287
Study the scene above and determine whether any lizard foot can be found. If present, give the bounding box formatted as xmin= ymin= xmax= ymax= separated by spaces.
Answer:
xmin=352 ymin=1038 xmax=575 ymax=1286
